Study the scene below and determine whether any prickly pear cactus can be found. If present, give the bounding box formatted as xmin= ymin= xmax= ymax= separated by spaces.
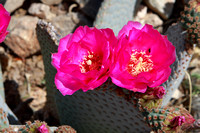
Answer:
xmin=0 ymin=95 xmax=20 ymax=125
xmin=0 ymin=64 xmax=4 ymax=99
xmin=18 ymin=120 xmax=50 ymax=133
xmin=94 ymin=0 xmax=137 ymax=34
xmin=0 ymin=108 xmax=9 ymax=131
xmin=180 ymin=0 xmax=200 ymax=45
xmin=36 ymin=20 xmax=193 ymax=132
xmin=144 ymin=107 xmax=184 ymax=133
xmin=36 ymin=18 xmax=154 ymax=132
xmin=0 ymin=121 xmax=76 ymax=132
xmin=36 ymin=0 xmax=196 ymax=133
xmin=54 ymin=125 xmax=76 ymax=133
xmin=145 ymin=108 xmax=171 ymax=132
xmin=180 ymin=0 xmax=200 ymax=29
xmin=162 ymin=23 xmax=192 ymax=106
xmin=0 ymin=63 xmax=19 ymax=125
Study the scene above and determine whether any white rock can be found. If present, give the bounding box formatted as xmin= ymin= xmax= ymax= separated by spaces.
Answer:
xmin=172 ymin=89 xmax=183 ymax=99
xmin=51 ymin=13 xmax=77 ymax=37
xmin=4 ymin=16 xmax=40 ymax=58
xmin=143 ymin=0 xmax=176 ymax=19
xmin=135 ymin=5 xmax=147 ymax=19
xmin=51 ymin=12 xmax=91 ymax=37
xmin=28 ymin=3 xmax=56 ymax=20
xmin=135 ymin=13 xmax=163 ymax=32
xmin=4 ymin=0 xmax=25 ymax=13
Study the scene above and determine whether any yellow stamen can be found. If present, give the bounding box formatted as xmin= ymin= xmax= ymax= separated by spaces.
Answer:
xmin=79 ymin=51 xmax=102 ymax=73
xmin=127 ymin=50 xmax=153 ymax=76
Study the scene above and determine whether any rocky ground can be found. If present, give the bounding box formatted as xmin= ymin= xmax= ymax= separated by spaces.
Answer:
xmin=0 ymin=0 xmax=199 ymax=126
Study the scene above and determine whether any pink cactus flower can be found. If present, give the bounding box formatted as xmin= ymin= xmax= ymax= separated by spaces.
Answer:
xmin=153 ymin=86 xmax=166 ymax=99
xmin=110 ymin=21 xmax=176 ymax=93
xmin=141 ymin=86 xmax=166 ymax=99
xmin=0 ymin=4 xmax=10 ymax=43
xmin=52 ymin=26 xmax=117 ymax=95
xmin=170 ymin=116 xmax=185 ymax=129
xmin=37 ymin=124 xmax=49 ymax=133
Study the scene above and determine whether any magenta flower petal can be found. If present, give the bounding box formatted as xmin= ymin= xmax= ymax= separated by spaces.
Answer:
xmin=148 ymin=67 xmax=171 ymax=87
xmin=111 ymin=21 xmax=176 ymax=93
xmin=118 ymin=21 xmax=143 ymax=38
xmin=0 ymin=4 xmax=11 ymax=43
xmin=52 ymin=26 xmax=117 ymax=95
xmin=37 ymin=124 xmax=49 ymax=133
xmin=51 ymin=52 xmax=62 ymax=69
xmin=58 ymin=34 xmax=72 ymax=53
xmin=55 ymin=72 xmax=84 ymax=95
xmin=153 ymin=86 xmax=166 ymax=99
xmin=171 ymin=116 xmax=185 ymax=129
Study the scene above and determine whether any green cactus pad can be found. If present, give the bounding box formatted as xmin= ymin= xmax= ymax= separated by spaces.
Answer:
xmin=36 ymin=20 xmax=152 ymax=132
xmin=18 ymin=120 xmax=50 ymax=133
xmin=0 ymin=108 xmax=9 ymax=131
xmin=162 ymin=23 xmax=192 ymax=106
xmin=94 ymin=0 xmax=138 ymax=35
xmin=180 ymin=0 xmax=200 ymax=45
xmin=54 ymin=125 xmax=76 ymax=133
xmin=145 ymin=107 xmax=184 ymax=133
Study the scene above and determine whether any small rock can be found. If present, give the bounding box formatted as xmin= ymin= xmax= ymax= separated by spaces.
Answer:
xmin=193 ymin=47 xmax=200 ymax=59
xmin=135 ymin=5 xmax=147 ymax=19
xmin=4 ymin=0 xmax=25 ymax=13
xmin=51 ymin=14 xmax=75 ymax=37
xmin=28 ymin=3 xmax=56 ymax=20
xmin=25 ymin=55 xmax=44 ymax=86
xmin=190 ymin=58 xmax=199 ymax=68
xmin=29 ymin=87 xmax=46 ymax=111
xmin=14 ymin=8 xmax=27 ymax=17
xmin=135 ymin=12 xmax=163 ymax=33
xmin=0 ymin=46 xmax=9 ymax=72
xmin=41 ymin=0 xmax=62 ymax=5
xmin=144 ymin=13 xmax=163 ymax=32
xmin=4 ymin=58 xmax=25 ymax=86
xmin=51 ymin=12 xmax=91 ymax=37
xmin=4 ymin=16 xmax=40 ymax=58
xmin=143 ymin=0 xmax=175 ymax=20
xmin=75 ymin=0 xmax=89 ymax=8
xmin=172 ymin=89 xmax=183 ymax=99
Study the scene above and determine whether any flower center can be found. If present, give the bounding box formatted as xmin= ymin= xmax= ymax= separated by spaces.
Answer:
xmin=127 ymin=50 xmax=153 ymax=76
xmin=79 ymin=51 xmax=102 ymax=73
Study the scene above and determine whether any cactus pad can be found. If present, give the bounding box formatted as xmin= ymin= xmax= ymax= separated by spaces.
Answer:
xmin=94 ymin=0 xmax=137 ymax=34
xmin=18 ymin=120 xmax=50 ymax=133
xmin=162 ymin=23 xmax=192 ymax=106
xmin=180 ymin=0 xmax=200 ymax=45
xmin=54 ymin=125 xmax=76 ymax=133
xmin=0 ymin=108 xmax=9 ymax=131
xmin=36 ymin=20 xmax=152 ymax=132
xmin=36 ymin=18 xmax=194 ymax=132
